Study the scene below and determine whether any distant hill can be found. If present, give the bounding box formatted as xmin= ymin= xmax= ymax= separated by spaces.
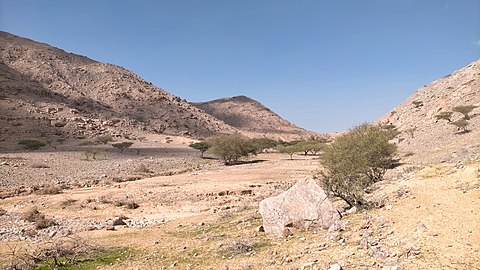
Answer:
xmin=191 ymin=96 xmax=320 ymax=141
xmin=0 ymin=31 xmax=317 ymax=148
xmin=378 ymin=59 xmax=480 ymax=163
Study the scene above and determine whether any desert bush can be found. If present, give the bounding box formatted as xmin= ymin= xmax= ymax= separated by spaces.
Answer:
xmin=207 ymin=133 xmax=251 ymax=165
xmin=79 ymin=140 xmax=95 ymax=146
xmin=96 ymin=134 xmax=114 ymax=144
xmin=111 ymin=141 xmax=133 ymax=153
xmin=126 ymin=201 xmax=140 ymax=209
xmin=189 ymin=141 xmax=210 ymax=157
xmin=84 ymin=148 xmax=98 ymax=160
xmin=18 ymin=140 xmax=46 ymax=151
xmin=30 ymin=163 xmax=50 ymax=168
xmin=133 ymin=163 xmax=152 ymax=174
xmin=320 ymin=123 xmax=397 ymax=207
xmin=22 ymin=208 xmax=56 ymax=229
xmin=435 ymin=111 xmax=453 ymax=122
xmin=450 ymin=119 xmax=469 ymax=132
xmin=412 ymin=100 xmax=424 ymax=108
xmin=453 ymin=105 xmax=477 ymax=120
xmin=34 ymin=184 xmax=63 ymax=195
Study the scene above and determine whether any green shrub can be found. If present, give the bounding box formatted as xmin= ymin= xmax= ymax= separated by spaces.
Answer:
xmin=320 ymin=123 xmax=397 ymax=207
xmin=18 ymin=140 xmax=46 ymax=151
xmin=207 ymin=134 xmax=251 ymax=165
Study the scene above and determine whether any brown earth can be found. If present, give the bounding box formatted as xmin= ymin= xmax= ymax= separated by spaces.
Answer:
xmin=0 ymin=140 xmax=479 ymax=269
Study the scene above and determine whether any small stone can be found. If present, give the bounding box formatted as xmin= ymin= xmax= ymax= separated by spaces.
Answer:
xmin=328 ymin=263 xmax=343 ymax=270
xmin=110 ymin=216 xmax=127 ymax=226
xmin=220 ymin=265 xmax=229 ymax=270
xmin=105 ymin=225 xmax=115 ymax=231
xmin=346 ymin=206 xmax=357 ymax=214
xmin=385 ymin=205 xmax=393 ymax=210
xmin=257 ymin=225 xmax=265 ymax=232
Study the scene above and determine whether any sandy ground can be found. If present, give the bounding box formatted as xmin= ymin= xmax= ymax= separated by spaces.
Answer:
xmin=0 ymin=142 xmax=479 ymax=269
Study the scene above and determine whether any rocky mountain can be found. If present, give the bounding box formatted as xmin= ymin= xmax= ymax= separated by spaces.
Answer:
xmin=191 ymin=96 xmax=319 ymax=141
xmin=0 ymin=32 xmax=241 ymax=146
xmin=378 ymin=59 xmax=480 ymax=163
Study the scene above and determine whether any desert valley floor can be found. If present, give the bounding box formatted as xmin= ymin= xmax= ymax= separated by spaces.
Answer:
xmin=0 ymin=135 xmax=479 ymax=269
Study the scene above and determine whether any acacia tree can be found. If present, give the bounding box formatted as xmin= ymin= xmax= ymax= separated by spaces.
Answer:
xmin=207 ymin=134 xmax=251 ymax=165
xmin=320 ymin=123 xmax=397 ymax=207
xmin=189 ymin=141 xmax=210 ymax=157
xmin=277 ymin=144 xmax=299 ymax=160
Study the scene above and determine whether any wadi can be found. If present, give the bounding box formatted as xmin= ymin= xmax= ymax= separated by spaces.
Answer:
xmin=0 ymin=31 xmax=479 ymax=270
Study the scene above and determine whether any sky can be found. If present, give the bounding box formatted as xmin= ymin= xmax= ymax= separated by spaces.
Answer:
xmin=1 ymin=0 xmax=479 ymax=133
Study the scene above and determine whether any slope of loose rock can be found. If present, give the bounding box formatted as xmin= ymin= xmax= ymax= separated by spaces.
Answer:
xmin=191 ymin=96 xmax=320 ymax=141
xmin=378 ymin=59 xmax=480 ymax=163
xmin=0 ymin=31 xmax=236 ymax=146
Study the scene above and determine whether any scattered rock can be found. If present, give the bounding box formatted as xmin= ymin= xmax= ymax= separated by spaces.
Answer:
xmin=109 ymin=216 xmax=127 ymax=226
xmin=259 ymin=178 xmax=340 ymax=238
xmin=328 ymin=263 xmax=343 ymax=270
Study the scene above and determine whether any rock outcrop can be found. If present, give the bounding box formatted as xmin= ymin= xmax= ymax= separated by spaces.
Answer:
xmin=259 ymin=178 xmax=340 ymax=238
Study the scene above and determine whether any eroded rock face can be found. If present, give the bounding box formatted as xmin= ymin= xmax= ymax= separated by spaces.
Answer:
xmin=259 ymin=178 xmax=340 ymax=238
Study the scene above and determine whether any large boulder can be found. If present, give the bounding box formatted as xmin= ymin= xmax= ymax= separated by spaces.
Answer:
xmin=259 ymin=178 xmax=340 ymax=237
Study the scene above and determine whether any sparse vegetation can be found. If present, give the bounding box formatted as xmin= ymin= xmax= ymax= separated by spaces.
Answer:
xmin=4 ymin=235 xmax=131 ymax=270
xmin=84 ymin=148 xmax=98 ymax=160
xmin=207 ymin=134 xmax=251 ymax=165
xmin=451 ymin=119 xmax=469 ymax=133
xmin=248 ymin=138 xmax=279 ymax=154
xmin=452 ymin=105 xmax=477 ymax=120
xmin=189 ymin=141 xmax=210 ymax=157
xmin=95 ymin=134 xmax=114 ymax=144
xmin=34 ymin=185 xmax=63 ymax=195
xmin=412 ymin=100 xmax=424 ymax=108
xmin=277 ymin=144 xmax=300 ymax=160
xmin=320 ymin=123 xmax=397 ymax=207
xmin=31 ymin=163 xmax=50 ymax=168
xmin=436 ymin=111 xmax=453 ymax=122
xmin=22 ymin=208 xmax=56 ymax=229
xmin=111 ymin=141 xmax=134 ymax=153
xmin=18 ymin=140 xmax=46 ymax=151
xmin=436 ymin=105 xmax=477 ymax=134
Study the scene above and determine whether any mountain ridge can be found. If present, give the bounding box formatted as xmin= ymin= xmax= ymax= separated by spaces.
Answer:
xmin=0 ymin=31 xmax=317 ymax=146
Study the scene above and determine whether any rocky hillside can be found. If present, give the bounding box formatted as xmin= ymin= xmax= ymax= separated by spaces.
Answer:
xmin=378 ymin=59 xmax=480 ymax=163
xmin=0 ymin=31 xmax=236 ymax=146
xmin=191 ymin=96 xmax=319 ymax=141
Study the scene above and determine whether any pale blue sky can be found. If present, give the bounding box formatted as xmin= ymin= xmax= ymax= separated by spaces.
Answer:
xmin=1 ymin=0 xmax=479 ymax=133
